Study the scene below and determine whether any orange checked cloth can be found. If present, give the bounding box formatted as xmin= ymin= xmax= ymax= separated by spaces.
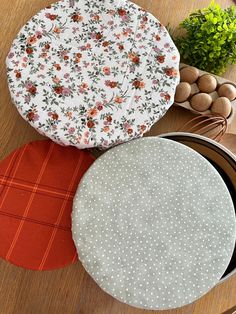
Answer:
xmin=0 ymin=140 xmax=95 ymax=270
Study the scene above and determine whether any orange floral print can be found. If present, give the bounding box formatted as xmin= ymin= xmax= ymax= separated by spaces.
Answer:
xmin=103 ymin=126 xmax=110 ymax=132
xmin=15 ymin=71 xmax=21 ymax=79
xmin=102 ymin=41 xmax=110 ymax=47
xmin=93 ymin=15 xmax=100 ymax=21
xmin=165 ymin=67 xmax=179 ymax=77
xmin=71 ymin=13 xmax=83 ymax=22
xmin=7 ymin=0 xmax=180 ymax=149
xmin=118 ymin=8 xmax=127 ymax=16
xmin=54 ymin=86 xmax=63 ymax=94
xmin=132 ymin=79 xmax=145 ymax=89
xmin=87 ymin=107 xmax=98 ymax=118
xmin=53 ymin=27 xmax=61 ymax=34
xmin=87 ymin=120 xmax=95 ymax=128
xmin=103 ymin=67 xmax=111 ymax=75
xmin=105 ymin=80 xmax=118 ymax=88
xmin=95 ymin=32 xmax=103 ymax=40
xmin=115 ymin=96 xmax=123 ymax=104
xmin=27 ymin=36 xmax=37 ymax=45
xmin=106 ymin=115 xmax=112 ymax=122
xmin=52 ymin=76 xmax=61 ymax=84
xmin=26 ymin=47 xmax=33 ymax=55
xmin=128 ymin=52 xmax=140 ymax=64
xmin=156 ymin=56 xmax=165 ymax=63
xmin=54 ymin=64 xmax=61 ymax=71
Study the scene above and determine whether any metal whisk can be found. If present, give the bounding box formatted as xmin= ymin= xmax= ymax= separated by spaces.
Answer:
xmin=178 ymin=114 xmax=228 ymax=142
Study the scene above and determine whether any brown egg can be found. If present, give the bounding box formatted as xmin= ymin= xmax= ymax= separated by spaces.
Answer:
xmin=211 ymin=97 xmax=232 ymax=118
xmin=174 ymin=82 xmax=191 ymax=102
xmin=180 ymin=66 xmax=199 ymax=84
xmin=198 ymin=74 xmax=217 ymax=93
xmin=190 ymin=93 xmax=212 ymax=112
xmin=218 ymin=84 xmax=236 ymax=101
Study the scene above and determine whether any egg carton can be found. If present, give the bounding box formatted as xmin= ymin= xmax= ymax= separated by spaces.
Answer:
xmin=174 ymin=63 xmax=236 ymax=125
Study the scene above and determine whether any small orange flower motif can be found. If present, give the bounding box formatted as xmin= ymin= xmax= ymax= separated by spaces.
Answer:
xmin=165 ymin=67 xmax=179 ymax=77
xmin=81 ymin=83 xmax=88 ymax=89
xmin=164 ymin=93 xmax=171 ymax=101
xmin=53 ymin=27 xmax=61 ymax=34
xmin=15 ymin=71 xmax=21 ymax=79
xmin=26 ymin=47 xmax=33 ymax=55
xmin=103 ymin=126 xmax=110 ymax=133
xmin=118 ymin=44 xmax=124 ymax=50
xmin=54 ymin=86 xmax=63 ymax=94
xmin=105 ymin=81 xmax=118 ymax=88
xmin=52 ymin=76 xmax=61 ymax=84
xmin=47 ymin=14 xmax=57 ymax=20
xmin=103 ymin=67 xmax=111 ymax=75
xmin=155 ymin=34 xmax=161 ymax=41
xmin=52 ymin=113 xmax=59 ymax=120
xmin=102 ymin=41 xmax=110 ymax=47
xmin=28 ymin=86 xmax=37 ymax=95
xmin=128 ymin=52 xmax=140 ymax=64
xmin=27 ymin=36 xmax=37 ymax=45
xmin=95 ymin=32 xmax=103 ymax=40
xmin=87 ymin=107 xmax=98 ymax=118
xmin=93 ymin=14 xmax=100 ymax=20
xmin=54 ymin=64 xmax=61 ymax=71
xmin=118 ymin=8 xmax=127 ymax=16
xmin=75 ymin=53 xmax=82 ymax=63
xmin=87 ymin=120 xmax=95 ymax=128
xmin=40 ymin=52 xmax=47 ymax=58
xmin=140 ymin=81 xmax=145 ymax=88
xmin=115 ymin=96 xmax=123 ymax=104
xmin=140 ymin=125 xmax=147 ymax=132
xmin=132 ymin=79 xmax=145 ymax=89
xmin=66 ymin=111 xmax=73 ymax=119
xmin=72 ymin=14 xmax=83 ymax=22
xmin=27 ymin=111 xmax=35 ymax=121
xmin=143 ymin=16 xmax=148 ymax=22
xmin=110 ymin=82 xmax=117 ymax=88
xmin=106 ymin=115 xmax=112 ymax=123
xmin=156 ymin=55 xmax=165 ymax=63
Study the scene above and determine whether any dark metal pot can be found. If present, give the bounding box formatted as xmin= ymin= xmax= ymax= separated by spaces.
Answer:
xmin=159 ymin=132 xmax=236 ymax=284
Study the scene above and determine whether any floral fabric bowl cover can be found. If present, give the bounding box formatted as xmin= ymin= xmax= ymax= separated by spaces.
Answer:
xmin=6 ymin=0 xmax=180 ymax=149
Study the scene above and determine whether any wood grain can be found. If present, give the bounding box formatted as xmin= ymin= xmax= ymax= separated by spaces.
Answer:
xmin=0 ymin=1 xmax=236 ymax=313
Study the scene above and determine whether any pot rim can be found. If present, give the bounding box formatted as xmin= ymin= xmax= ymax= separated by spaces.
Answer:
xmin=158 ymin=132 xmax=236 ymax=284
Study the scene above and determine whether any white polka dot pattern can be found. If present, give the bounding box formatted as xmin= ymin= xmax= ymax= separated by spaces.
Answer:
xmin=72 ymin=137 xmax=236 ymax=310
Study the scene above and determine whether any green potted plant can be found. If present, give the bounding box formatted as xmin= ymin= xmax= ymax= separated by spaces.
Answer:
xmin=175 ymin=1 xmax=236 ymax=74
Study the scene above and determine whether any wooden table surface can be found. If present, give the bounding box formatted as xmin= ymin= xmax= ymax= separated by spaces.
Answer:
xmin=0 ymin=1 xmax=236 ymax=313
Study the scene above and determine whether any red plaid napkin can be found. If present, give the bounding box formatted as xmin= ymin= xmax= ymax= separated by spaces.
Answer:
xmin=0 ymin=140 xmax=95 ymax=270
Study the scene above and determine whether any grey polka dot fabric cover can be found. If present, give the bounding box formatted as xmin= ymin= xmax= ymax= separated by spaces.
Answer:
xmin=72 ymin=137 xmax=236 ymax=310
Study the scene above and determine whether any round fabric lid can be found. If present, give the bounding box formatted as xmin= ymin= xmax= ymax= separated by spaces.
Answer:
xmin=0 ymin=140 xmax=94 ymax=270
xmin=72 ymin=137 xmax=236 ymax=310
xmin=6 ymin=0 xmax=179 ymax=149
